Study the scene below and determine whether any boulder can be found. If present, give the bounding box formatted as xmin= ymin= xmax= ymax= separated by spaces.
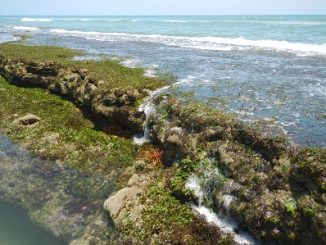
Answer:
xmin=103 ymin=173 xmax=150 ymax=228
xmin=13 ymin=114 xmax=41 ymax=125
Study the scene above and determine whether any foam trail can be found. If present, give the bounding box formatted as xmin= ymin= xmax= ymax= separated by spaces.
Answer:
xmin=49 ymin=29 xmax=326 ymax=56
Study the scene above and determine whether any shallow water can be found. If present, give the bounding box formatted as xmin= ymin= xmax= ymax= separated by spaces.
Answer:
xmin=0 ymin=135 xmax=118 ymax=244
xmin=1 ymin=15 xmax=324 ymax=146
xmin=0 ymin=203 xmax=63 ymax=245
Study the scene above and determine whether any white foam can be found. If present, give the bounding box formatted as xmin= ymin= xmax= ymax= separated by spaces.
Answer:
xmin=144 ymin=68 xmax=158 ymax=78
xmin=21 ymin=18 xmax=53 ymax=22
xmin=185 ymin=176 xmax=204 ymax=205
xmin=185 ymin=175 xmax=257 ymax=245
xmin=120 ymin=58 xmax=139 ymax=68
xmin=132 ymin=134 xmax=148 ymax=145
xmin=133 ymin=85 xmax=170 ymax=145
xmin=48 ymin=29 xmax=326 ymax=56
xmin=161 ymin=20 xmax=189 ymax=23
xmin=191 ymin=205 xmax=256 ymax=245
xmin=13 ymin=26 xmax=40 ymax=32
xmin=0 ymin=35 xmax=20 ymax=44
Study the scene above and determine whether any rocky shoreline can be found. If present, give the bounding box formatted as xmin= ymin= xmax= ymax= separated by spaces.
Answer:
xmin=0 ymin=56 xmax=146 ymax=133
xmin=0 ymin=45 xmax=325 ymax=244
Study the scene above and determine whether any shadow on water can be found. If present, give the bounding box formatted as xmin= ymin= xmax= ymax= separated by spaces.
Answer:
xmin=0 ymin=134 xmax=120 ymax=244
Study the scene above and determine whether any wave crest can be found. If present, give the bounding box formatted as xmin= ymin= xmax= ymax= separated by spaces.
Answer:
xmin=21 ymin=18 xmax=53 ymax=22
xmin=49 ymin=29 xmax=326 ymax=56
xmin=13 ymin=26 xmax=40 ymax=31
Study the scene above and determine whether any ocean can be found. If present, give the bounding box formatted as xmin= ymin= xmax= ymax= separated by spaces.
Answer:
xmin=0 ymin=15 xmax=325 ymax=146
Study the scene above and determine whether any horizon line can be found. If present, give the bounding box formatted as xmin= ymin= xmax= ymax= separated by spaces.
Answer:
xmin=1 ymin=14 xmax=326 ymax=16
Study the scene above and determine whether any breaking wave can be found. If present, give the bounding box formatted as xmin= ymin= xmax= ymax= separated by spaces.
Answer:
xmin=49 ymin=29 xmax=326 ymax=56
xmin=13 ymin=26 xmax=40 ymax=31
xmin=21 ymin=18 xmax=53 ymax=22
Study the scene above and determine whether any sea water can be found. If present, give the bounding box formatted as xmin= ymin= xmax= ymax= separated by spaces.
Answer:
xmin=0 ymin=15 xmax=325 ymax=146
xmin=0 ymin=203 xmax=63 ymax=245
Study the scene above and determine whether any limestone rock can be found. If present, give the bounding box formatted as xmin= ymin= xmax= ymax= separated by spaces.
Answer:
xmin=103 ymin=173 xmax=150 ymax=228
xmin=13 ymin=114 xmax=41 ymax=125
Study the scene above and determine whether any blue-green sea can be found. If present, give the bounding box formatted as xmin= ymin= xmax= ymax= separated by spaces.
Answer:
xmin=0 ymin=15 xmax=325 ymax=146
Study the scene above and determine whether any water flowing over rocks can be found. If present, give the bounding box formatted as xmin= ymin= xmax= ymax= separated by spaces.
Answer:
xmin=0 ymin=56 xmax=325 ymax=244
xmin=144 ymin=94 xmax=326 ymax=244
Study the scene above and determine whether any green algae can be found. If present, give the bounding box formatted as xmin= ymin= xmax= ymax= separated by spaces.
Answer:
xmin=0 ymin=76 xmax=135 ymax=174
xmin=0 ymin=43 xmax=167 ymax=90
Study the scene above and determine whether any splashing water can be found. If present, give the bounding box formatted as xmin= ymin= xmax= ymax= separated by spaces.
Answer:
xmin=186 ymin=175 xmax=258 ymax=245
xmin=133 ymin=85 xmax=171 ymax=145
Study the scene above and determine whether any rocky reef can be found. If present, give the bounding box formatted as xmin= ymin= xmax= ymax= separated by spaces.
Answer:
xmin=0 ymin=48 xmax=325 ymax=245
xmin=142 ymin=94 xmax=326 ymax=244
xmin=0 ymin=57 xmax=145 ymax=133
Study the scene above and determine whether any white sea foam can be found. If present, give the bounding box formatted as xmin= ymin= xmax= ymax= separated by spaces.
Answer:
xmin=160 ymin=20 xmax=189 ymax=23
xmin=133 ymin=85 xmax=171 ymax=145
xmin=13 ymin=26 xmax=40 ymax=32
xmin=48 ymin=29 xmax=326 ymax=56
xmin=21 ymin=18 xmax=53 ymax=22
xmin=186 ymin=176 xmax=257 ymax=245
xmin=144 ymin=68 xmax=157 ymax=78
xmin=0 ymin=35 xmax=20 ymax=44
xmin=120 ymin=58 xmax=140 ymax=68
xmin=80 ymin=18 xmax=124 ymax=22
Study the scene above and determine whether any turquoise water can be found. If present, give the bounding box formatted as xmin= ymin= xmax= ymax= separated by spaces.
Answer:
xmin=0 ymin=15 xmax=325 ymax=146
xmin=0 ymin=203 xmax=63 ymax=245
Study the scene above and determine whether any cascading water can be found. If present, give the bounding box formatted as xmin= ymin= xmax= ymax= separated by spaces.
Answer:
xmin=132 ymin=83 xmax=258 ymax=244
xmin=185 ymin=170 xmax=258 ymax=245
xmin=133 ymin=85 xmax=171 ymax=145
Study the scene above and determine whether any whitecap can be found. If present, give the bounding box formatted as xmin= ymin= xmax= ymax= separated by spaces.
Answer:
xmin=21 ymin=18 xmax=53 ymax=22
xmin=13 ymin=26 xmax=40 ymax=32
xmin=48 ymin=29 xmax=326 ymax=56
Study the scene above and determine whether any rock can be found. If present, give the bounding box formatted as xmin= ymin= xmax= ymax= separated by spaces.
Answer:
xmin=13 ymin=114 xmax=41 ymax=125
xmin=64 ymin=73 xmax=80 ymax=83
xmin=103 ymin=174 xmax=150 ymax=228
xmin=204 ymin=126 xmax=223 ymax=141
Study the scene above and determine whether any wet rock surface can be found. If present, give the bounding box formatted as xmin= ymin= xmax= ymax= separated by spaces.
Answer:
xmin=146 ymin=95 xmax=326 ymax=245
xmin=0 ymin=55 xmax=325 ymax=244
xmin=0 ymin=58 xmax=145 ymax=133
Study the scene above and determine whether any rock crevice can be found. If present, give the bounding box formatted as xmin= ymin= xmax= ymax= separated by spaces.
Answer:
xmin=0 ymin=58 xmax=145 ymax=133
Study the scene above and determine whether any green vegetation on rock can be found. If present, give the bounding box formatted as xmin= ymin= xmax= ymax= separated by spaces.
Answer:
xmin=0 ymin=76 xmax=135 ymax=174
xmin=0 ymin=43 xmax=167 ymax=90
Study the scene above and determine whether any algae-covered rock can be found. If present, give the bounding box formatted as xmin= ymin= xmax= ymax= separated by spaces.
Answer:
xmin=0 ymin=57 xmax=145 ymax=133
xmin=146 ymin=95 xmax=326 ymax=245
xmin=104 ymin=173 xmax=151 ymax=229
